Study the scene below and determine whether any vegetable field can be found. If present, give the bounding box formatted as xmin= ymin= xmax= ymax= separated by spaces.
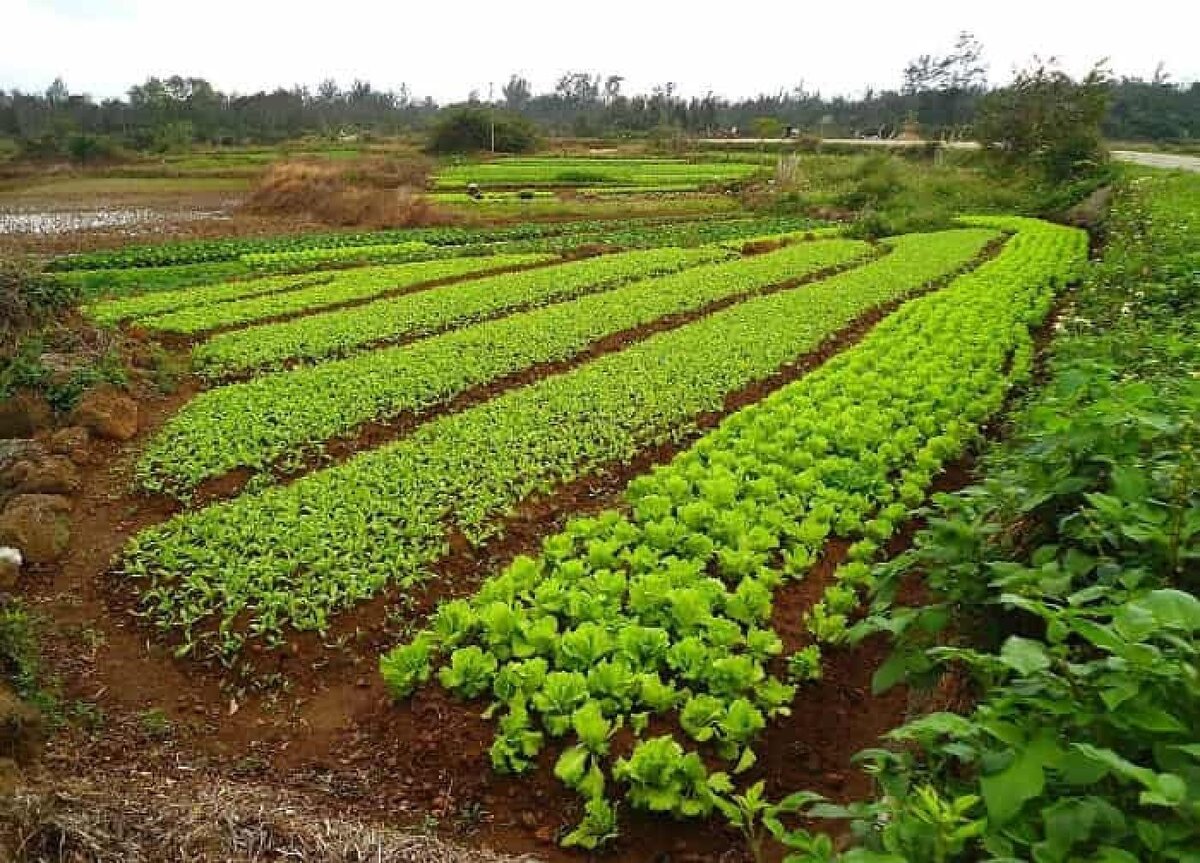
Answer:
xmin=432 ymin=158 xmax=765 ymax=191
xmin=26 ymin=168 xmax=1191 ymax=863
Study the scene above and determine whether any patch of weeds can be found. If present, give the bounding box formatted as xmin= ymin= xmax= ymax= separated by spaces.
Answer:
xmin=78 ymin=625 xmax=107 ymax=657
xmin=0 ymin=336 xmax=129 ymax=413
xmin=230 ymin=753 xmax=269 ymax=778
xmin=147 ymin=344 xmax=189 ymax=394
xmin=43 ymin=346 xmax=128 ymax=413
xmin=0 ymin=337 xmax=49 ymax=400
xmin=0 ymin=601 xmax=60 ymax=720
xmin=454 ymin=800 xmax=489 ymax=835
xmin=68 ymin=700 xmax=106 ymax=734
xmin=138 ymin=706 xmax=173 ymax=740
xmin=0 ymin=258 xmax=79 ymax=355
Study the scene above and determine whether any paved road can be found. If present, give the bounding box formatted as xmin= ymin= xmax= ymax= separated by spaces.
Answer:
xmin=701 ymin=138 xmax=1200 ymax=172
xmin=1110 ymin=150 xmax=1200 ymax=173
xmin=699 ymin=138 xmax=980 ymax=149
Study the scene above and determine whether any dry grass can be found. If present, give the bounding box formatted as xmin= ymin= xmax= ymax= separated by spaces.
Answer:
xmin=240 ymin=158 xmax=456 ymax=228
xmin=0 ymin=774 xmax=541 ymax=863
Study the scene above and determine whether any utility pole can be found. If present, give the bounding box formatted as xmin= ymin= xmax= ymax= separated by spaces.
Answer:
xmin=489 ymin=82 xmax=496 ymax=153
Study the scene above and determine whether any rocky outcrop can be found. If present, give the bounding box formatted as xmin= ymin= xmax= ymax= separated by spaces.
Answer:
xmin=0 ymin=547 xmax=19 ymax=589
xmin=48 ymin=426 xmax=91 ymax=465
xmin=72 ymin=385 xmax=138 ymax=441
xmin=0 ymin=453 xmax=79 ymax=496
xmin=0 ymin=494 xmax=72 ymax=563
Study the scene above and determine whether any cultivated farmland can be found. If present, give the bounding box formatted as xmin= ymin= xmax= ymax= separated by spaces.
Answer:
xmin=2 ymin=153 xmax=1195 ymax=863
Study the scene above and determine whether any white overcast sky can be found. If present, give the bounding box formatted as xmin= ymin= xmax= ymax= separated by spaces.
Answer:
xmin=3 ymin=0 xmax=1197 ymax=102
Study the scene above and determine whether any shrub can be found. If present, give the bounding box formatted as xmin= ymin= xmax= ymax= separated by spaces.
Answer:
xmin=975 ymin=60 xmax=1111 ymax=182
xmin=838 ymin=154 xmax=905 ymax=210
xmin=427 ymin=107 xmax=537 ymax=155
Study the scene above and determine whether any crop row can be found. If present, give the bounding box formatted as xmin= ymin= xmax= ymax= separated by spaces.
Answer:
xmin=46 ymin=214 xmax=721 ymax=272
xmin=137 ymin=238 xmax=877 ymax=493
xmin=377 ymin=217 xmax=1088 ymax=846
xmin=127 ymin=254 xmax=553 ymax=336
xmin=85 ymin=271 xmax=338 ymax=327
xmin=191 ymin=247 xmax=732 ymax=377
xmin=120 ymin=226 xmax=1000 ymax=660
xmin=52 ymin=216 xmax=822 ymax=304
xmin=822 ymin=177 xmax=1200 ymax=862
xmin=225 ymin=216 xmax=823 ymax=275
xmin=237 ymin=240 xmax=437 ymax=271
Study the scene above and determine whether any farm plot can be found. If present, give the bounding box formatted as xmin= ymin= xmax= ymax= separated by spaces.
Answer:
xmin=379 ymin=217 xmax=1088 ymax=848
xmin=56 ymin=215 xmax=824 ymax=301
xmin=48 ymin=217 xmax=641 ymax=271
xmin=433 ymin=158 xmax=765 ymax=190
xmin=84 ymin=253 xmax=549 ymax=329
xmin=120 ymin=254 xmax=557 ymax=334
xmin=84 ymin=271 xmax=340 ymax=326
xmin=120 ymin=226 xmax=999 ymax=660
xmin=191 ymin=246 xmax=733 ymax=377
xmin=137 ymin=237 xmax=875 ymax=494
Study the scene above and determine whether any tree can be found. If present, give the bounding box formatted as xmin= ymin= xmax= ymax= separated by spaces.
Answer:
xmin=902 ymin=32 xmax=988 ymax=138
xmin=317 ymin=79 xmax=340 ymax=103
xmin=975 ymin=59 xmax=1112 ymax=181
xmin=903 ymin=32 xmax=987 ymax=94
xmin=555 ymin=72 xmax=600 ymax=105
xmin=751 ymin=116 xmax=784 ymax=138
xmin=44 ymin=78 xmax=69 ymax=106
xmin=427 ymin=106 xmax=536 ymax=154
xmin=502 ymin=75 xmax=532 ymax=110
xmin=603 ymin=75 xmax=624 ymax=104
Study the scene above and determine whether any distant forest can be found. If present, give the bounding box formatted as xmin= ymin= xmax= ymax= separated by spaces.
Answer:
xmin=2 ymin=35 xmax=1196 ymax=155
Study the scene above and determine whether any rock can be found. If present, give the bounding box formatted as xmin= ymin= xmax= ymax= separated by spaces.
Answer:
xmin=0 ymin=685 xmax=46 ymax=764
xmin=0 ymin=391 xmax=52 ymax=439
xmin=0 ymin=494 xmax=72 ymax=563
xmin=0 ymin=454 xmax=79 ymax=495
xmin=0 ymin=757 xmax=21 ymax=797
xmin=48 ymin=426 xmax=91 ymax=465
xmin=0 ymin=548 xmax=21 ymax=589
xmin=0 ymin=440 xmax=44 ymax=471
xmin=1062 ymin=185 xmax=1113 ymax=231
xmin=73 ymin=385 xmax=138 ymax=441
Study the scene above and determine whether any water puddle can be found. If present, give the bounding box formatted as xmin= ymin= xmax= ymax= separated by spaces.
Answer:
xmin=0 ymin=208 xmax=228 ymax=236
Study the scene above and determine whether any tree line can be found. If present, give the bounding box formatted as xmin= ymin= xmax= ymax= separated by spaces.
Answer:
xmin=1 ymin=36 xmax=1196 ymax=159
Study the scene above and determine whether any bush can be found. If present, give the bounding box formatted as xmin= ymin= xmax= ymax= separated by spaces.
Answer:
xmin=837 ymin=154 xmax=905 ymax=210
xmin=975 ymin=60 xmax=1111 ymax=182
xmin=66 ymin=134 xmax=123 ymax=164
xmin=427 ymin=107 xmax=537 ymax=155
